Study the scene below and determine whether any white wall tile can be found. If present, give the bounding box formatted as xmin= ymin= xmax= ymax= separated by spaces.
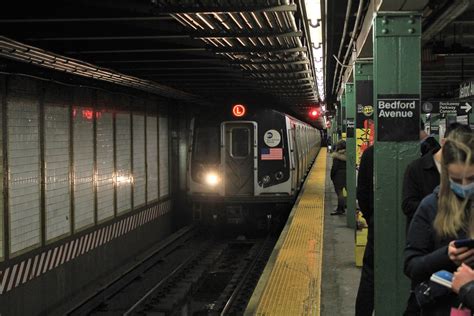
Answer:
xmin=73 ymin=107 xmax=94 ymax=230
xmin=8 ymin=97 xmax=41 ymax=254
xmin=44 ymin=106 xmax=70 ymax=241
xmin=146 ymin=116 xmax=158 ymax=202
xmin=116 ymin=113 xmax=131 ymax=214
xmin=159 ymin=115 xmax=169 ymax=197
xmin=96 ymin=112 xmax=114 ymax=221
xmin=133 ymin=114 xmax=146 ymax=207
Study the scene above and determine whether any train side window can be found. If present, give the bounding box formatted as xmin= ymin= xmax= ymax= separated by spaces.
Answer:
xmin=231 ymin=128 xmax=250 ymax=158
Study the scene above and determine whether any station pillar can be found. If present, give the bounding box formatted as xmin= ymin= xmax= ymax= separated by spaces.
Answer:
xmin=373 ymin=12 xmax=421 ymax=315
xmin=344 ymin=83 xmax=356 ymax=229
xmin=353 ymin=60 xmax=374 ymax=172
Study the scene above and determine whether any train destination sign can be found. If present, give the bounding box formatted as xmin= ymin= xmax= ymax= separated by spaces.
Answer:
xmin=377 ymin=94 xmax=420 ymax=141
xmin=421 ymin=100 xmax=472 ymax=115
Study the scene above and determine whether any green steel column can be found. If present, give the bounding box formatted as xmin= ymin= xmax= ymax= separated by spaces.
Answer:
xmin=354 ymin=61 xmax=374 ymax=167
xmin=373 ymin=12 xmax=421 ymax=315
xmin=338 ymin=98 xmax=344 ymax=141
xmin=345 ymin=83 xmax=356 ymax=228
xmin=342 ymin=95 xmax=347 ymax=139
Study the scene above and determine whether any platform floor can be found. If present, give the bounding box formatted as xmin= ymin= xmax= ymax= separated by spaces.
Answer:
xmin=321 ymin=152 xmax=360 ymax=315
xmin=246 ymin=149 xmax=360 ymax=315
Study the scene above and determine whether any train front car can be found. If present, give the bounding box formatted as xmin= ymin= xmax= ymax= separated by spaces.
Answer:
xmin=188 ymin=107 xmax=320 ymax=226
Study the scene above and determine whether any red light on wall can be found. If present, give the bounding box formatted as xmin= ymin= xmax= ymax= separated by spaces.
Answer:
xmin=82 ymin=109 xmax=94 ymax=120
xmin=232 ymin=104 xmax=246 ymax=117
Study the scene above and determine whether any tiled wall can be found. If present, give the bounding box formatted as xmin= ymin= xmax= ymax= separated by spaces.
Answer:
xmin=96 ymin=112 xmax=114 ymax=222
xmin=159 ymin=115 xmax=169 ymax=197
xmin=0 ymin=76 xmax=171 ymax=262
xmin=116 ymin=113 xmax=132 ymax=214
xmin=133 ymin=114 xmax=146 ymax=207
xmin=8 ymin=95 xmax=41 ymax=255
xmin=146 ymin=116 xmax=159 ymax=202
xmin=73 ymin=106 xmax=95 ymax=231
xmin=44 ymin=106 xmax=71 ymax=241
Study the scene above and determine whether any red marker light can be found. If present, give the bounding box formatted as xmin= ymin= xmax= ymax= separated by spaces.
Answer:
xmin=309 ymin=108 xmax=320 ymax=119
xmin=232 ymin=104 xmax=246 ymax=117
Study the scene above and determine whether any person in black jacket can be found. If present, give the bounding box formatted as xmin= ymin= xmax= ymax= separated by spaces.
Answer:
xmin=404 ymin=129 xmax=474 ymax=316
xmin=330 ymin=140 xmax=346 ymax=215
xmin=355 ymin=145 xmax=374 ymax=316
xmin=403 ymin=123 xmax=472 ymax=231
xmin=402 ymin=123 xmax=472 ymax=315
xmin=453 ymin=263 xmax=474 ymax=311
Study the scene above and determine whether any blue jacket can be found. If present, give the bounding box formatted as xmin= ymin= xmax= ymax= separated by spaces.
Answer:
xmin=404 ymin=187 xmax=469 ymax=315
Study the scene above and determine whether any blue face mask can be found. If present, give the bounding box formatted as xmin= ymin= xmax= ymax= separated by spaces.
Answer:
xmin=449 ymin=179 xmax=474 ymax=199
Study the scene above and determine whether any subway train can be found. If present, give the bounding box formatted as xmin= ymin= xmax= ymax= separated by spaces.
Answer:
xmin=187 ymin=105 xmax=321 ymax=224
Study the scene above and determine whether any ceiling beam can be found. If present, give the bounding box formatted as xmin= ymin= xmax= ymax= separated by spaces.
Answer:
xmin=155 ymin=4 xmax=297 ymax=14
xmin=65 ymin=47 xmax=207 ymax=54
xmin=0 ymin=17 xmax=174 ymax=23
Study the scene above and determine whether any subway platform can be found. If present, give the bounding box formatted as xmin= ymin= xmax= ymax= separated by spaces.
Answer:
xmin=246 ymin=149 xmax=361 ymax=315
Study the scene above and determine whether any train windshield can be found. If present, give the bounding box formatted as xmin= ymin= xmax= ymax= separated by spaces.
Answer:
xmin=193 ymin=126 xmax=220 ymax=163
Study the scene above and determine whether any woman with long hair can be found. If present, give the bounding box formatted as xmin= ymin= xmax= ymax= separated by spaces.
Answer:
xmin=404 ymin=127 xmax=474 ymax=315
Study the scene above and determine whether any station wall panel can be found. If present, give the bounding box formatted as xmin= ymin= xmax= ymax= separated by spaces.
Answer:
xmin=7 ymin=92 xmax=41 ymax=255
xmin=73 ymin=107 xmax=95 ymax=231
xmin=159 ymin=115 xmax=169 ymax=197
xmin=44 ymin=106 xmax=70 ymax=241
xmin=0 ymin=82 xmax=3 ymax=260
xmin=146 ymin=116 xmax=158 ymax=202
xmin=133 ymin=114 xmax=146 ymax=207
xmin=0 ymin=76 xmax=176 ymax=310
xmin=96 ymin=112 xmax=114 ymax=222
xmin=116 ymin=113 xmax=132 ymax=213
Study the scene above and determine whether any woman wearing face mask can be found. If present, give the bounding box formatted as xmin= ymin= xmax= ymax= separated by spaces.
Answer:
xmin=404 ymin=128 xmax=474 ymax=315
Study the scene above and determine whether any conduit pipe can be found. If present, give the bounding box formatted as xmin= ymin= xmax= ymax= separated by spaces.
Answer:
xmin=331 ymin=0 xmax=353 ymax=94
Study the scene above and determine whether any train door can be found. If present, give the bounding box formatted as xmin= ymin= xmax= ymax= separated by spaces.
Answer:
xmin=222 ymin=122 xmax=256 ymax=196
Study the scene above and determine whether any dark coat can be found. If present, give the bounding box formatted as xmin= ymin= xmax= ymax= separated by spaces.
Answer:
xmin=357 ymin=146 xmax=373 ymax=224
xmin=459 ymin=281 xmax=474 ymax=311
xmin=402 ymin=149 xmax=440 ymax=230
xmin=330 ymin=149 xmax=346 ymax=190
xmin=404 ymin=187 xmax=468 ymax=315
xmin=421 ymin=136 xmax=441 ymax=157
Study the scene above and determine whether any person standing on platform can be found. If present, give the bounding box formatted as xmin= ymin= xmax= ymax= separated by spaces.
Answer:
xmin=355 ymin=145 xmax=374 ymax=316
xmin=330 ymin=140 xmax=347 ymax=215
xmin=404 ymin=128 xmax=474 ymax=315
xmin=402 ymin=123 xmax=472 ymax=315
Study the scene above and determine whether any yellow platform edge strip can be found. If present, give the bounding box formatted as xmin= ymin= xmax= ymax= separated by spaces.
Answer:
xmin=246 ymin=149 xmax=327 ymax=316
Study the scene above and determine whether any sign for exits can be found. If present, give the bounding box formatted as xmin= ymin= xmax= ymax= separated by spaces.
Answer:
xmin=377 ymin=94 xmax=420 ymax=141
xmin=421 ymin=101 xmax=472 ymax=116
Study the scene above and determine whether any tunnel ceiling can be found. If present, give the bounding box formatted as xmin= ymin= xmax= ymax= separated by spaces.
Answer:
xmin=0 ymin=0 xmax=324 ymax=127
xmin=325 ymin=0 xmax=474 ymax=108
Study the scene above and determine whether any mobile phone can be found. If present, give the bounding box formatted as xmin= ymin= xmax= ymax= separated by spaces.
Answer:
xmin=430 ymin=270 xmax=453 ymax=288
xmin=454 ymin=239 xmax=474 ymax=248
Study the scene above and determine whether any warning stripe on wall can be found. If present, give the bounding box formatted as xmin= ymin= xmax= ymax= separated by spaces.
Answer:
xmin=0 ymin=200 xmax=171 ymax=295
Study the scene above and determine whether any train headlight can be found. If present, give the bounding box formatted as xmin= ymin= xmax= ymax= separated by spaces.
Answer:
xmin=205 ymin=172 xmax=220 ymax=186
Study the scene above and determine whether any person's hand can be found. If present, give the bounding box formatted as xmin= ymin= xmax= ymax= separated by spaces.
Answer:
xmin=452 ymin=263 xmax=474 ymax=293
xmin=448 ymin=241 xmax=474 ymax=266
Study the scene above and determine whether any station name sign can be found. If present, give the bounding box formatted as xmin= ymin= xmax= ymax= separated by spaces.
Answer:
xmin=377 ymin=94 xmax=419 ymax=141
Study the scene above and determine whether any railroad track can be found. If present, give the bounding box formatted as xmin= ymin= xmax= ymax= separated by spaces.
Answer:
xmin=67 ymin=224 xmax=278 ymax=316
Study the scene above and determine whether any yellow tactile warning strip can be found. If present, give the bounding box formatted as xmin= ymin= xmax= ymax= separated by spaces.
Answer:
xmin=254 ymin=149 xmax=326 ymax=315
